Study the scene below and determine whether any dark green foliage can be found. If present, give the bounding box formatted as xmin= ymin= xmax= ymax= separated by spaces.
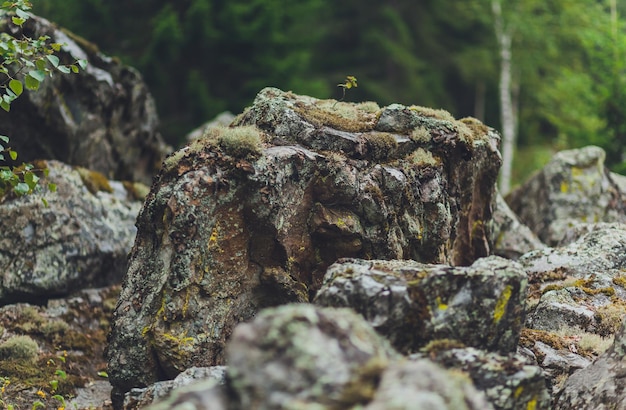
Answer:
xmin=31 ymin=0 xmax=626 ymax=176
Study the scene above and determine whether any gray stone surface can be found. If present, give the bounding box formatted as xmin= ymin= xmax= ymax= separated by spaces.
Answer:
xmin=314 ymin=256 xmax=528 ymax=354
xmin=555 ymin=320 xmax=626 ymax=409
xmin=0 ymin=14 xmax=169 ymax=184
xmin=506 ymin=146 xmax=626 ymax=246
xmin=107 ymin=87 xmax=503 ymax=405
xmin=0 ymin=160 xmax=140 ymax=304
xmin=226 ymin=304 xmax=397 ymax=410
xmin=124 ymin=367 xmax=227 ymax=409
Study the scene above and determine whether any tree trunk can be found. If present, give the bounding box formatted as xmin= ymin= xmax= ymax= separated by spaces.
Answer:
xmin=492 ymin=0 xmax=516 ymax=194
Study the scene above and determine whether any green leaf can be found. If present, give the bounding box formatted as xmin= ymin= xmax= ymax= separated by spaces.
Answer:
xmin=24 ymin=74 xmax=40 ymax=90
xmin=77 ymin=59 xmax=87 ymax=70
xmin=97 ymin=371 xmax=108 ymax=378
xmin=0 ymin=100 xmax=10 ymax=112
xmin=70 ymin=64 xmax=79 ymax=73
xmin=11 ymin=17 xmax=25 ymax=26
xmin=9 ymin=79 xmax=22 ymax=97
xmin=57 ymin=65 xmax=70 ymax=74
xmin=48 ymin=182 xmax=56 ymax=192
xmin=46 ymin=54 xmax=59 ymax=67
xmin=0 ymin=135 xmax=8 ymax=144
xmin=8 ymin=150 xmax=17 ymax=160
xmin=50 ymin=43 xmax=62 ymax=51
xmin=24 ymin=171 xmax=38 ymax=188
xmin=14 ymin=182 xmax=29 ymax=195
xmin=15 ymin=8 xmax=29 ymax=19
xmin=28 ymin=69 xmax=46 ymax=82
xmin=41 ymin=197 xmax=48 ymax=207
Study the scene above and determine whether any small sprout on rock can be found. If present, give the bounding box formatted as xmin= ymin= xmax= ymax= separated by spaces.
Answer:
xmin=334 ymin=75 xmax=358 ymax=108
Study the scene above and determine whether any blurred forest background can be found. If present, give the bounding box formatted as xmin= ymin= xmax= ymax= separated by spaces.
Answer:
xmin=33 ymin=0 xmax=626 ymax=189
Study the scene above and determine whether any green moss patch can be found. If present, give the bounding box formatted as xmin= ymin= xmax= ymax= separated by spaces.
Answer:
xmin=294 ymin=100 xmax=379 ymax=133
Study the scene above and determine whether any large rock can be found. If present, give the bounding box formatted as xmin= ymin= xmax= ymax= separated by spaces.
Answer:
xmin=518 ymin=226 xmax=626 ymax=397
xmin=555 ymin=320 xmax=626 ymax=409
xmin=314 ymin=256 xmax=528 ymax=354
xmin=0 ymin=14 xmax=169 ymax=184
xmin=226 ymin=304 xmax=397 ymax=409
xmin=0 ymin=160 xmax=141 ymax=305
xmin=506 ymin=146 xmax=626 ymax=246
xmin=107 ymin=88 xmax=502 ymax=403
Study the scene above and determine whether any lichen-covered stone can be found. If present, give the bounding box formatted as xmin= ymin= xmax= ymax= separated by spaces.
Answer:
xmin=417 ymin=347 xmax=550 ymax=410
xmin=492 ymin=191 xmax=546 ymax=259
xmin=107 ymin=87 xmax=502 ymax=404
xmin=521 ymin=227 xmax=626 ymax=339
xmin=124 ymin=367 xmax=227 ymax=410
xmin=226 ymin=304 xmax=397 ymax=410
xmin=364 ymin=359 xmax=494 ymax=410
xmin=0 ymin=14 xmax=169 ymax=184
xmin=314 ymin=256 xmax=527 ymax=354
xmin=0 ymin=161 xmax=140 ymax=305
xmin=555 ymin=320 xmax=626 ymax=409
xmin=506 ymin=146 xmax=626 ymax=246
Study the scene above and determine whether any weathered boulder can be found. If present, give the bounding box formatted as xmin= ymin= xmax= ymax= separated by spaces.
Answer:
xmin=314 ymin=256 xmax=527 ymax=354
xmin=555 ymin=320 xmax=626 ymax=409
xmin=491 ymin=191 xmax=546 ymax=259
xmin=364 ymin=359 xmax=493 ymax=410
xmin=0 ymin=14 xmax=169 ymax=184
xmin=506 ymin=146 xmax=626 ymax=246
xmin=226 ymin=304 xmax=397 ymax=410
xmin=107 ymin=87 xmax=502 ymax=402
xmin=518 ymin=226 xmax=626 ymax=396
xmin=0 ymin=160 xmax=141 ymax=305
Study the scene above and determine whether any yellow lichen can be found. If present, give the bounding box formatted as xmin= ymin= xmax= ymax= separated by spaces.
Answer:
xmin=493 ymin=285 xmax=513 ymax=323
xmin=75 ymin=166 xmax=112 ymax=194
xmin=435 ymin=296 xmax=448 ymax=311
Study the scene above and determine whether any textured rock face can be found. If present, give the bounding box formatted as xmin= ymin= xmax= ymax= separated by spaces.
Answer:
xmin=422 ymin=347 xmax=550 ymax=410
xmin=555 ymin=320 xmax=626 ymax=409
xmin=518 ymin=226 xmax=626 ymax=396
xmin=0 ymin=161 xmax=140 ymax=305
xmin=107 ymin=87 xmax=502 ymax=402
xmin=226 ymin=304 xmax=397 ymax=410
xmin=491 ymin=191 xmax=546 ymax=259
xmin=314 ymin=256 xmax=527 ymax=354
xmin=0 ymin=14 xmax=169 ymax=184
xmin=506 ymin=146 xmax=626 ymax=245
